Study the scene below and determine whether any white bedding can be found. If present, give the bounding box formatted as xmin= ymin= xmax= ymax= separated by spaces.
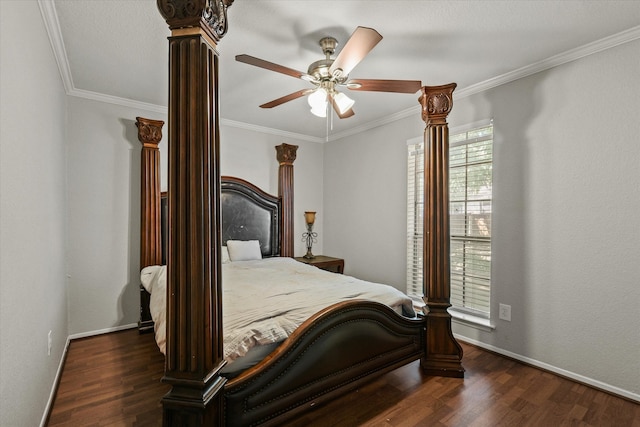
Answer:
xmin=141 ymin=257 xmax=415 ymax=367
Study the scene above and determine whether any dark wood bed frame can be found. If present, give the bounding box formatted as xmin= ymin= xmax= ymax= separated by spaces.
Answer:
xmin=136 ymin=1 xmax=463 ymax=425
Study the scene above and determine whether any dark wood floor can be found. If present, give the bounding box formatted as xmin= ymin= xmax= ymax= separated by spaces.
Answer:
xmin=48 ymin=329 xmax=639 ymax=426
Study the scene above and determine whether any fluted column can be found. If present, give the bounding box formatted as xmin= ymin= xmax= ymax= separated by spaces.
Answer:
xmin=156 ymin=0 xmax=234 ymax=425
xmin=137 ymin=117 xmax=164 ymax=269
xmin=136 ymin=116 xmax=164 ymax=332
xmin=419 ymin=84 xmax=464 ymax=378
xmin=276 ymin=143 xmax=298 ymax=257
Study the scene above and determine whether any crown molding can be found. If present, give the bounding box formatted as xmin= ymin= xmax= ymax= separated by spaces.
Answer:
xmin=333 ymin=25 xmax=640 ymax=142
xmin=329 ymin=106 xmax=421 ymax=142
xmin=69 ymin=87 xmax=169 ymax=114
xmin=40 ymin=0 xmax=639 ymax=144
xmin=454 ymin=25 xmax=640 ymax=100
xmin=220 ymin=119 xmax=326 ymax=143
xmin=385 ymin=24 xmax=640 ymax=140
xmin=38 ymin=0 xmax=73 ymax=93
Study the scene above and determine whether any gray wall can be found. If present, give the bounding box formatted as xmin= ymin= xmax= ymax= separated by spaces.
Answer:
xmin=324 ymin=114 xmax=423 ymax=287
xmin=324 ymin=39 xmax=640 ymax=397
xmin=64 ymin=100 xmax=325 ymax=335
xmin=66 ymin=97 xmax=151 ymax=334
xmin=0 ymin=2 xmax=69 ymax=425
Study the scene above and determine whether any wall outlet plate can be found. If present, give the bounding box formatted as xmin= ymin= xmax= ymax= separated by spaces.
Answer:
xmin=499 ymin=303 xmax=511 ymax=321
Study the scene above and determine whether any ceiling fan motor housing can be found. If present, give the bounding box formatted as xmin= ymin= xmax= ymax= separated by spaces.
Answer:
xmin=307 ymin=37 xmax=348 ymax=84
xmin=319 ymin=36 xmax=338 ymax=56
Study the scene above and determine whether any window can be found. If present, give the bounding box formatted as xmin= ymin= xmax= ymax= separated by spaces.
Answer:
xmin=407 ymin=122 xmax=493 ymax=319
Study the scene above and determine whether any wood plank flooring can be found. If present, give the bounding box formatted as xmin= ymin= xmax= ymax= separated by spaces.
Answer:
xmin=47 ymin=329 xmax=639 ymax=426
xmin=47 ymin=330 xmax=167 ymax=426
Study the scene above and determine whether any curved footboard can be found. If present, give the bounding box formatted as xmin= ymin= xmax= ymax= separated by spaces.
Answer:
xmin=224 ymin=300 xmax=425 ymax=427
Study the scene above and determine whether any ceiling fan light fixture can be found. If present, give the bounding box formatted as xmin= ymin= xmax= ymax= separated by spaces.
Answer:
xmin=310 ymin=104 xmax=327 ymax=118
xmin=333 ymin=91 xmax=355 ymax=114
xmin=308 ymin=88 xmax=328 ymax=117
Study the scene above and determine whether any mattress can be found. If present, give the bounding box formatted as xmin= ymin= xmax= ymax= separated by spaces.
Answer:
xmin=141 ymin=257 xmax=416 ymax=373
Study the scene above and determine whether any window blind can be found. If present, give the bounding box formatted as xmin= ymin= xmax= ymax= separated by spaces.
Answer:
xmin=406 ymin=140 xmax=424 ymax=299
xmin=407 ymin=124 xmax=493 ymax=318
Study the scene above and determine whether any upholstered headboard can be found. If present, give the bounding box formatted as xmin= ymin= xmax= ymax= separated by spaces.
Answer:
xmin=160 ymin=176 xmax=282 ymax=264
xmin=220 ymin=176 xmax=281 ymax=257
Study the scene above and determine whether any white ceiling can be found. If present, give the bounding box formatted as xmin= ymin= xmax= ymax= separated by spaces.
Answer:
xmin=48 ymin=0 xmax=640 ymax=142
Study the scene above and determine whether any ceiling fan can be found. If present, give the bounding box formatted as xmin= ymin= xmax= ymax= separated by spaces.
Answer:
xmin=236 ymin=26 xmax=422 ymax=119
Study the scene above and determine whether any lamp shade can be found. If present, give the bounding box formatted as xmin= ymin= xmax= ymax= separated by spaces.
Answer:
xmin=308 ymin=88 xmax=327 ymax=117
xmin=310 ymin=104 xmax=327 ymax=117
xmin=333 ymin=91 xmax=355 ymax=114
xmin=304 ymin=211 xmax=316 ymax=225
xmin=308 ymin=88 xmax=327 ymax=107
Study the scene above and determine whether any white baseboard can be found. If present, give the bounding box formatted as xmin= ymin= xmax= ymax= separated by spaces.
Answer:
xmin=40 ymin=323 xmax=139 ymax=426
xmin=455 ymin=334 xmax=640 ymax=403
xmin=39 ymin=336 xmax=70 ymax=427
xmin=68 ymin=323 xmax=138 ymax=341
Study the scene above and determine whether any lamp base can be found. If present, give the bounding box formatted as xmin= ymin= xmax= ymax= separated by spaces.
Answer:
xmin=303 ymin=250 xmax=315 ymax=259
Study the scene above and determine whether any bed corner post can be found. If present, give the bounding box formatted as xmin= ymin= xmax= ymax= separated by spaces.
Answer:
xmin=419 ymin=84 xmax=465 ymax=378
xmin=276 ymin=143 xmax=298 ymax=257
xmin=157 ymin=0 xmax=234 ymax=425
xmin=136 ymin=116 xmax=164 ymax=332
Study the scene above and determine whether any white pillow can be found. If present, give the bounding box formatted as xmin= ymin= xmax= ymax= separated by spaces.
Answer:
xmin=226 ymin=240 xmax=262 ymax=262
xmin=140 ymin=265 xmax=165 ymax=293
xmin=221 ymin=246 xmax=230 ymax=264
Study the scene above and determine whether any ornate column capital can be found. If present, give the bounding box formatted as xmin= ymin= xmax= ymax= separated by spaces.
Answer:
xmin=157 ymin=0 xmax=234 ymax=41
xmin=419 ymin=83 xmax=456 ymax=125
xmin=275 ymin=143 xmax=299 ymax=165
xmin=136 ymin=117 xmax=164 ymax=148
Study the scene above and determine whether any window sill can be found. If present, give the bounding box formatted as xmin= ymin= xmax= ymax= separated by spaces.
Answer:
xmin=450 ymin=310 xmax=495 ymax=332
xmin=413 ymin=301 xmax=495 ymax=332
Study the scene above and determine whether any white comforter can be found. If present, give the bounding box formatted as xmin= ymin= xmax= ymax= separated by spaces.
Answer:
xmin=141 ymin=257 xmax=415 ymax=366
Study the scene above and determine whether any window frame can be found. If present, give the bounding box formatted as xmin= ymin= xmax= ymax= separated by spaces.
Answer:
xmin=406 ymin=120 xmax=494 ymax=323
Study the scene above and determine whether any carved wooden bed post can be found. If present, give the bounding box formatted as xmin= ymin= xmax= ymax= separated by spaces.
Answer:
xmin=156 ymin=0 xmax=234 ymax=424
xmin=276 ymin=143 xmax=298 ymax=257
xmin=136 ymin=116 xmax=164 ymax=332
xmin=419 ymin=84 xmax=465 ymax=378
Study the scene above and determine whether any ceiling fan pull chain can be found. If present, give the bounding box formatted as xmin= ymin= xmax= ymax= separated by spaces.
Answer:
xmin=330 ymin=102 xmax=334 ymax=130
xmin=326 ymin=103 xmax=330 ymax=141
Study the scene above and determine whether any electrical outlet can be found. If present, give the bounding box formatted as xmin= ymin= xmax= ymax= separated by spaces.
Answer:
xmin=48 ymin=330 xmax=52 ymax=356
xmin=499 ymin=304 xmax=511 ymax=321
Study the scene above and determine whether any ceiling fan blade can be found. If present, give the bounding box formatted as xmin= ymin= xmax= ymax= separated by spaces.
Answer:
xmin=329 ymin=27 xmax=382 ymax=78
xmin=330 ymin=96 xmax=355 ymax=119
xmin=347 ymin=78 xmax=422 ymax=94
xmin=259 ymin=89 xmax=312 ymax=109
xmin=236 ymin=54 xmax=309 ymax=80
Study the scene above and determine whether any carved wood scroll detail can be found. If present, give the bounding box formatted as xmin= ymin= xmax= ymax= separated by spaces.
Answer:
xmin=136 ymin=117 xmax=164 ymax=147
xmin=420 ymin=84 xmax=455 ymax=125
xmin=276 ymin=143 xmax=298 ymax=165
xmin=157 ymin=0 xmax=234 ymax=40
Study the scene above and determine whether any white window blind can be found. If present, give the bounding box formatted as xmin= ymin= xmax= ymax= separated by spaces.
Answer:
xmin=406 ymin=139 xmax=425 ymax=300
xmin=407 ymin=123 xmax=493 ymax=318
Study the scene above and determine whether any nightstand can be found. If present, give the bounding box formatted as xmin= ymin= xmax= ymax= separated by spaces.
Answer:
xmin=294 ymin=255 xmax=344 ymax=274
